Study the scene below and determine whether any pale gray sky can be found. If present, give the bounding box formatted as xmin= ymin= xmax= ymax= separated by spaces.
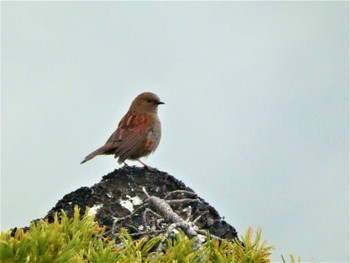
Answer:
xmin=1 ymin=2 xmax=349 ymax=262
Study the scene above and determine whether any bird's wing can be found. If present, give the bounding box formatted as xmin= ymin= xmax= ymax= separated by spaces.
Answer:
xmin=112 ymin=113 xmax=152 ymax=162
xmin=113 ymin=129 xmax=146 ymax=161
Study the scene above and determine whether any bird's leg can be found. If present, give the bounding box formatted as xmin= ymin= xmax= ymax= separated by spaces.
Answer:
xmin=137 ymin=159 xmax=146 ymax=166
xmin=137 ymin=159 xmax=149 ymax=169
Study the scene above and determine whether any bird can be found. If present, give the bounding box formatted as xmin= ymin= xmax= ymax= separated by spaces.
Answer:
xmin=80 ymin=92 xmax=164 ymax=166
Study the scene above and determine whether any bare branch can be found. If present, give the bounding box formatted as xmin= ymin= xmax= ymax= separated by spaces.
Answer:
xmin=185 ymin=206 xmax=192 ymax=222
xmin=166 ymin=198 xmax=202 ymax=205
xmin=164 ymin=190 xmax=198 ymax=200
xmin=193 ymin=211 xmax=209 ymax=224
xmin=142 ymin=187 xmax=150 ymax=198
xmin=196 ymin=229 xmax=223 ymax=241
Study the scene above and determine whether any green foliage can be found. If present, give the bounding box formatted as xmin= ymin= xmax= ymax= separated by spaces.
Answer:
xmin=204 ymin=227 xmax=273 ymax=263
xmin=0 ymin=207 xmax=298 ymax=262
xmin=0 ymin=207 xmax=116 ymax=263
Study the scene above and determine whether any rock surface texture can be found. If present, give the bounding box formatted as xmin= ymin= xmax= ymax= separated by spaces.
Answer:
xmin=45 ymin=166 xmax=238 ymax=243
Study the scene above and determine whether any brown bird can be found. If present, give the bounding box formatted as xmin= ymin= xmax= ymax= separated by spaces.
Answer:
xmin=80 ymin=92 xmax=164 ymax=166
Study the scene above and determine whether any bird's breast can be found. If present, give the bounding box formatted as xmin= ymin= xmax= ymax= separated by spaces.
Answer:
xmin=144 ymin=121 xmax=161 ymax=153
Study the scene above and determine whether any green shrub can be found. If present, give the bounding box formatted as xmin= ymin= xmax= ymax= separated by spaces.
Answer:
xmin=0 ymin=207 xmax=299 ymax=263
xmin=0 ymin=207 xmax=116 ymax=263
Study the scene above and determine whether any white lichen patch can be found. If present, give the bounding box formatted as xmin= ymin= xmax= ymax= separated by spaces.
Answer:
xmin=88 ymin=204 xmax=103 ymax=215
xmin=119 ymin=195 xmax=143 ymax=212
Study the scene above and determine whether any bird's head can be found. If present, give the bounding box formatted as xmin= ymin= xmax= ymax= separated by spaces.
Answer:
xmin=130 ymin=92 xmax=164 ymax=114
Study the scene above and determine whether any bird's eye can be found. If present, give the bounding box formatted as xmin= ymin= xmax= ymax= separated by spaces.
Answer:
xmin=147 ymin=99 xmax=152 ymax=103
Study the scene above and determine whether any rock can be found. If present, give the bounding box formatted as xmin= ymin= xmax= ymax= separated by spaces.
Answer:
xmin=44 ymin=166 xmax=238 ymax=242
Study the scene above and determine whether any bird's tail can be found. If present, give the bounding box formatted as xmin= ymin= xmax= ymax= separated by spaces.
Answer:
xmin=80 ymin=144 xmax=113 ymax=164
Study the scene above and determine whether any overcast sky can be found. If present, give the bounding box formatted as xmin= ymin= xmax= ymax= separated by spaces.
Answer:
xmin=1 ymin=2 xmax=349 ymax=262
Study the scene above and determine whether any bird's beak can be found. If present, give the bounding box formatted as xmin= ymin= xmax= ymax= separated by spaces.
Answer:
xmin=157 ymin=101 xmax=165 ymax=105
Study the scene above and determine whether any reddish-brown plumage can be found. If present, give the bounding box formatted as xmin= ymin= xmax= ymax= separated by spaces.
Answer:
xmin=81 ymin=92 xmax=164 ymax=165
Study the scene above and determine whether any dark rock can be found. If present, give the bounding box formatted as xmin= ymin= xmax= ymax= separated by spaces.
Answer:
xmin=45 ymin=166 xmax=238 ymax=242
